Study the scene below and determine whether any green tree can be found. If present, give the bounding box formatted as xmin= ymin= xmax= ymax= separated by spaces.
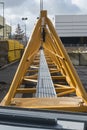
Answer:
xmin=15 ymin=24 xmax=24 ymax=42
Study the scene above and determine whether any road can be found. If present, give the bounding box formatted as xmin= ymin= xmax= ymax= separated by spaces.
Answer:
xmin=75 ymin=66 xmax=87 ymax=91
xmin=0 ymin=61 xmax=19 ymax=101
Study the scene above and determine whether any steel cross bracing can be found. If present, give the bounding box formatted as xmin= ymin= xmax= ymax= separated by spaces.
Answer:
xmin=1 ymin=10 xmax=87 ymax=112
xmin=36 ymin=49 xmax=56 ymax=98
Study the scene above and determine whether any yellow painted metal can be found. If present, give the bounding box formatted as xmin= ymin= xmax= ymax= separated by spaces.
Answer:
xmin=46 ymin=17 xmax=87 ymax=101
xmin=55 ymin=87 xmax=75 ymax=93
xmin=0 ymin=40 xmax=24 ymax=63
xmin=1 ymin=18 xmax=41 ymax=105
xmin=23 ymin=78 xmax=38 ymax=83
xmin=8 ymin=40 xmax=24 ymax=50
xmin=1 ymin=10 xmax=87 ymax=112
xmin=10 ymin=97 xmax=87 ymax=112
xmin=50 ymin=70 xmax=60 ymax=74
xmin=8 ymin=50 xmax=21 ymax=62
xmin=16 ymin=88 xmax=36 ymax=93
xmin=8 ymin=51 xmax=15 ymax=62
xmin=8 ymin=40 xmax=14 ymax=50
xmin=52 ymin=76 xmax=66 ymax=80
xmin=57 ymin=90 xmax=75 ymax=97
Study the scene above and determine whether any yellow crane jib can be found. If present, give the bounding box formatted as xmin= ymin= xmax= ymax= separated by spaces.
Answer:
xmin=1 ymin=10 xmax=87 ymax=112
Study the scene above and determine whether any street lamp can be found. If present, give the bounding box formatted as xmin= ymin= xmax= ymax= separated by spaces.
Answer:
xmin=0 ymin=2 xmax=4 ymax=40
xmin=22 ymin=17 xmax=28 ymax=45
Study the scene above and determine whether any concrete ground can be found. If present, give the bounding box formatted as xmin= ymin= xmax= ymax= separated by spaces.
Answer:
xmin=75 ymin=66 xmax=87 ymax=91
xmin=0 ymin=61 xmax=87 ymax=102
xmin=0 ymin=61 xmax=19 ymax=101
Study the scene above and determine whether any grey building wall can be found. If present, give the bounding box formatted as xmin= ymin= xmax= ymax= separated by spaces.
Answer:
xmin=55 ymin=15 xmax=87 ymax=37
xmin=0 ymin=16 xmax=11 ymax=39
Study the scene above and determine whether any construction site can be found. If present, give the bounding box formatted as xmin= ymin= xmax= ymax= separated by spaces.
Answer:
xmin=0 ymin=0 xmax=87 ymax=130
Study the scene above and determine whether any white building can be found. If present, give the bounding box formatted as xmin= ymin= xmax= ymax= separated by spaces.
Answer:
xmin=55 ymin=15 xmax=87 ymax=46
xmin=0 ymin=16 xmax=11 ymax=39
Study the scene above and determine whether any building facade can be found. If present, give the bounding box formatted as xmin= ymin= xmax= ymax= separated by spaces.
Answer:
xmin=55 ymin=15 xmax=87 ymax=46
xmin=0 ymin=15 xmax=11 ymax=39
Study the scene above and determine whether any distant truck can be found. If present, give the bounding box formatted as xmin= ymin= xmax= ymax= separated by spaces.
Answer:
xmin=0 ymin=40 xmax=24 ymax=67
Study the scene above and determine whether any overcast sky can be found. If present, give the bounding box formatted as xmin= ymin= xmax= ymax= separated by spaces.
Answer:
xmin=0 ymin=0 xmax=87 ymax=36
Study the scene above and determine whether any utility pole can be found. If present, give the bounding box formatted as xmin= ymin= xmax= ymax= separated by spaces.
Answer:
xmin=0 ymin=2 xmax=4 ymax=40
xmin=40 ymin=0 xmax=43 ymax=11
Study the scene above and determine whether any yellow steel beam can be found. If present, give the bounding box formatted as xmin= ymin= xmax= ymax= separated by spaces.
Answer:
xmin=26 ymin=70 xmax=38 ymax=73
xmin=46 ymin=16 xmax=87 ymax=103
xmin=55 ymin=87 xmax=75 ymax=93
xmin=50 ymin=70 xmax=60 ymax=74
xmin=30 ymin=66 xmax=39 ymax=69
xmin=24 ymin=75 xmax=38 ymax=79
xmin=54 ymin=84 xmax=70 ymax=88
xmin=1 ymin=18 xmax=41 ymax=106
xmin=23 ymin=78 xmax=37 ymax=83
xmin=52 ymin=76 xmax=66 ymax=80
xmin=24 ymin=75 xmax=66 ymax=81
xmin=10 ymin=97 xmax=87 ymax=112
xmin=16 ymin=88 xmax=36 ymax=93
xmin=57 ymin=89 xmax=75 ymax=97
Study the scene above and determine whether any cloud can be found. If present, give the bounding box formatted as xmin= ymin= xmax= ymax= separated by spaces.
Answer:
xmin=72 ymin=0 xmax=87 ymax=13
xmin=3 ymin=0 xmax=39 ymax=15
xmin=0 ymin=0 xmax=84 ymax=36
xmin=44 ymin=0 xmax=81 ymax=14
xmin=3 ymin=0 xmax=26 ymax=8
xmin=3 ymin=0 xmax=40 ymax=36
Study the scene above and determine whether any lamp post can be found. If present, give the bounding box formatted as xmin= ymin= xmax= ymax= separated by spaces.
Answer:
xmin=0 ymin=2 xmax=4 ymax=40
xmin=22 ymin=17 xmax=28 ymax=45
